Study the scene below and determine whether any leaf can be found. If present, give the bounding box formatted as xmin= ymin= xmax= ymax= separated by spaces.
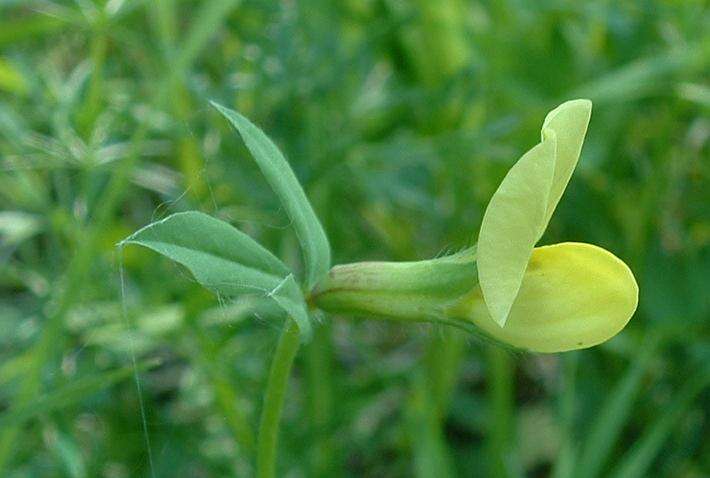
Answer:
xmin=210 ymin=101 xmax=331 ymax=291
xmin=0 ymin=58 xmax=27 ymax=95
xmin=123 ymin=211 xmax=313 ymax=339
xmin=123 ymin=211 xmax=290 ymax=293
xmin=51 ymin=430 xmax=87 ymax=478
xmin=122 ymin=212 xmax=283 ymax=311
xmin=477 ymin=130 xmax=556 ymax=327
xmin=176 ymin=0 xmax=240 ymax=74
xmin=267 ymin=274 xmax=313 ymax=340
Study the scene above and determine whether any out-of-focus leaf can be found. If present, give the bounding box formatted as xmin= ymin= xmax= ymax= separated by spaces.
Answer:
xmin=0 ymin=361 xmax=157 ymax=428
xmin=573 ymin=46 xmax=708 ymax=104
xmin=0 ymin=58 xmax=27 ymax=95
xmin=47 ymin=429 xmax=87 ymax=478
xmin=0 ymin=211 xmax=41 ymax=245
xmin=176 ymin=0 xmax=240 ymax=70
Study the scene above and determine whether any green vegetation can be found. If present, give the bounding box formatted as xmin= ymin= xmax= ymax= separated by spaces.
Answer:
xmin=1 ymin=1 xmax=708 ymax=477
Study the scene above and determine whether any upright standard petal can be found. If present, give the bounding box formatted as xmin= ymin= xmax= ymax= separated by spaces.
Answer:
xmin=540 ymin=99 xmax=592 ymax=231
xmin=477 ymin=130 xmax=556 ymax=326
xmin=458 ymin=242 xmax=638 ymax=353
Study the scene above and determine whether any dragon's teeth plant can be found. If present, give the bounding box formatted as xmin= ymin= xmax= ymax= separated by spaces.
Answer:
xmin=122 ymin=98 xmax=638 ymax=476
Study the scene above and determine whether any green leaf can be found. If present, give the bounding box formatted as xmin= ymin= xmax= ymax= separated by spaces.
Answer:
xmin=268 ymin=274 xmax=313 ymax=340
xmin=123 ymin=211 xmax=290 ymax=288
xmin=123 ymin=211 xmax=313 ymax=338
xmin=0 ymin=58 xmax=27 ymax=95
xmin=123 ymin=211 xmax=283 ymax=297
xmin=0 ymin=211 xmax=41 ymax=245
xmin=210 ymin=101 xmax=331 ymax=291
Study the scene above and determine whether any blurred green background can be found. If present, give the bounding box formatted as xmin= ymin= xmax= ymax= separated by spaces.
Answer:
xmin=1 ymin=0 xmax=709 ymax=476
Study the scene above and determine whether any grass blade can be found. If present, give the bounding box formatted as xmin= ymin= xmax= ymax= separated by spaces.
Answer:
xmin=176 ymin=0 xmax=240 ymax=74
xmin=576 ymin=336 xmax=659 ymax=478
xmin=609 ymin=368 xmax=710 ymax=478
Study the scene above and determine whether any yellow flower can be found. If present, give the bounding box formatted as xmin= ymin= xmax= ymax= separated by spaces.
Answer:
xmin=461 ymin=99 xmax=638 ymax=351
xmin=449 ymin=242 xmax=638 ymax=352
xmin=313 ymin=99 xmax=638 ymax=353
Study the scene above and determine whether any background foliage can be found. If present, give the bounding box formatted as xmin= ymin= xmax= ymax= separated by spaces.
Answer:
xmin=1 ymin=0 xmax=708 ymax=476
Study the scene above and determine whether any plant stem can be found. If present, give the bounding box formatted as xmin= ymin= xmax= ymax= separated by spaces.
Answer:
xmin=257 ymin=319 xmax=300 ymax=478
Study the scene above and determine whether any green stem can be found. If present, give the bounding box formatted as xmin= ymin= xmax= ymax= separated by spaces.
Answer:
xmin=257 ymin=320 xmax=301 ymax=478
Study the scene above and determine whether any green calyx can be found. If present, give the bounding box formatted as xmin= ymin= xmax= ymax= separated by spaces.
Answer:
xmin=309 ymin=248 xmax=478 ymax=324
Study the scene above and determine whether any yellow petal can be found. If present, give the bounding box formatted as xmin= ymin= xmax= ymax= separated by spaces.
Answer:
xmin=457 ymin=242 xmax=638 ymax=353
xmin=477 ymin=130 xmax=556 ymax=326
xmin=477 ymin=99 xmax=592 ymax=327
xmin=541 ymin=99 xmax=592 ymax=227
